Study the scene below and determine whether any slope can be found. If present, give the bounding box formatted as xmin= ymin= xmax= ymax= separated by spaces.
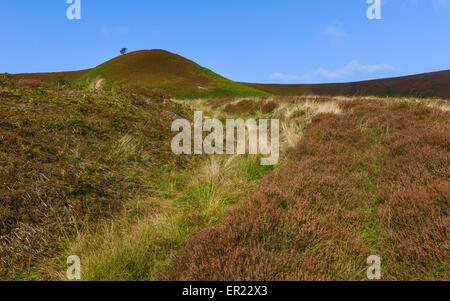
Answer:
xmin=74 ymin=49 xmax=267 ymax=98
xmin=244 ymin=70 xmax=450 ymax=99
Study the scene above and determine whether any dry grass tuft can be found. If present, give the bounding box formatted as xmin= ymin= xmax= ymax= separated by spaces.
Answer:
xmin=223 ymin=98 xmax=279 ymax=114
xmin=88 ymin=77 xmax=105 ymax=91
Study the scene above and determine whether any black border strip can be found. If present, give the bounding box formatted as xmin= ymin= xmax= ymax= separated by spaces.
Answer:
xmin=0 ymin=281 xmax=446 ymax=298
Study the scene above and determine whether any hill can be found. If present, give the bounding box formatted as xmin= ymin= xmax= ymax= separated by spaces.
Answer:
xmin=244 ymin=70 xmax=450 ymax=99
xmin=75 ymin=50 xmax=270 ymax=98
xmin=0 ymin=85 xmax=193 ymax=278
xmin=2 ymin=74 xmax=448 ymax=280
xmin=13 ymin=50 xmax=267 ymax=99
xmin=9 ymin=50 xmax=450 ymax=99
xmin=12 ymin=69 xmax=90 ymax=83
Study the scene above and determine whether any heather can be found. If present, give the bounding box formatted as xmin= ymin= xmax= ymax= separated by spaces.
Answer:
xmin=162 ymin=98 xmax=449 ymax=281
xmin=1 ymin=89 xmax=448 ymax=281
xmin=0 ymin=85 xmax=190 ymax=279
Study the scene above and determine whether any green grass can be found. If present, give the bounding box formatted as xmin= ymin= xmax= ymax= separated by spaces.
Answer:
xmin=41 ymin=96 xmax=305 ymax=281
xmin=0 ymin=86 xmax=192 ymax=279
xmin=239 ymin=159 xmax=274 ymax=181
xmin=72 ymin=50 xmax=269 ymax=99
xmin=47 ymin=155 xmax=271 ymax=281
xmin=3 ymin=92 xmax=372 ymax=281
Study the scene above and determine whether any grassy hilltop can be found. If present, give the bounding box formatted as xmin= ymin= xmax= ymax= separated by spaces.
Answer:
xmin=13 ymin=50 xmax=267 ymax=99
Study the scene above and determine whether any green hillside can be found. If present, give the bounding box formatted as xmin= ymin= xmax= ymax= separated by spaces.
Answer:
xmin=74 ymin=49 xmax=267 ymax=98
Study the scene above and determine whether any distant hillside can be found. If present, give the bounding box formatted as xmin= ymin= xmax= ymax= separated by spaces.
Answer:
xmin=9 ymin=50 xmax=450 ymax=99
xmin=13 ymin=69 xmax=90 ymax=83
xmin=244 ymin=70 xmax=450 ymax=99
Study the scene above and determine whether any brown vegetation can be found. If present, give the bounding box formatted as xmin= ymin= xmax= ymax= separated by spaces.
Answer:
xmin=162 ymin=98 xmax=449 ymax=281
xmin=122 ymin=84 xmax=171 ymax=103
xmin=12 ymin=70 xmax=89 ymax=84
xmin=15 ymin=79 xmax=48 ymax=89
xmin=207 ymin=98 xmax=234 ymax=109
xmin=245 ymin=70 xmax=450 ymax=99
xmin=0 ymin=86 xmax=191 ymax=278
xmin=224 ymin=98 xmax=279 ymax=114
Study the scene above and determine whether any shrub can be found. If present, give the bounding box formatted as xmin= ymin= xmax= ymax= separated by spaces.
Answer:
xmin=0 ymin=73 xmax=13 ymax=87
xmin=150 ymin=88 xmax=171 ymax=103
xmin=55 ymin=79 xmax=69 ymax=88
xmin=15 ymin=79 xmax=48 ymax=89
xmin=122 ymin=84 xmax=171 ymax=103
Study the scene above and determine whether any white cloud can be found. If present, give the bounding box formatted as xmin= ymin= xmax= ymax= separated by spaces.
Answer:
xmin=270 ymin=60 xmax=395 ymax=83
xmin=269 ymin=72 xmax=300 ymax=82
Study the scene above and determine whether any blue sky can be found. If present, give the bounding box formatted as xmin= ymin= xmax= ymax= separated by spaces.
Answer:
xmin=1 ymin=0 xmax=449 ymax=83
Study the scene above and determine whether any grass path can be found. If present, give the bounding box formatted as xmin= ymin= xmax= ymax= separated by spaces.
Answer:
xmin=42 ymin=95 xmax=432 ymax=281
xmin=39 ymin=96 xmax=339 ymax=280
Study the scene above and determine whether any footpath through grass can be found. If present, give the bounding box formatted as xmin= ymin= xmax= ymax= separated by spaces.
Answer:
xmin=43 ymin=96 xmax=327 ymax=280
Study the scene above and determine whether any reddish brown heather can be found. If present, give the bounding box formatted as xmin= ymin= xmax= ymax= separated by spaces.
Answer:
xmin=245 ymin=70 xmax=450 ymax=99
xmin=162 ymin=99 xmax=449 ymax=281
xmin=15 ymin=79 xmax=48 ymax=89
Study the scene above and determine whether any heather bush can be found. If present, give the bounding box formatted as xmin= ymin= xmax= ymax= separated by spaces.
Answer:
xmin=162 ymin=99 xmax=449 ymax=281
xmin=55 ymin=79 xmax=69 ymax=88
xmin=15 ymin=79 xmax=48 ymax=89
xmin=122 ymin=84 xmax=171 ymax=103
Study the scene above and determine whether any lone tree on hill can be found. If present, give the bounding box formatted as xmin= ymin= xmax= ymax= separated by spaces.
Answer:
xmin=120 ymin=48 xmax=128 ymax=55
